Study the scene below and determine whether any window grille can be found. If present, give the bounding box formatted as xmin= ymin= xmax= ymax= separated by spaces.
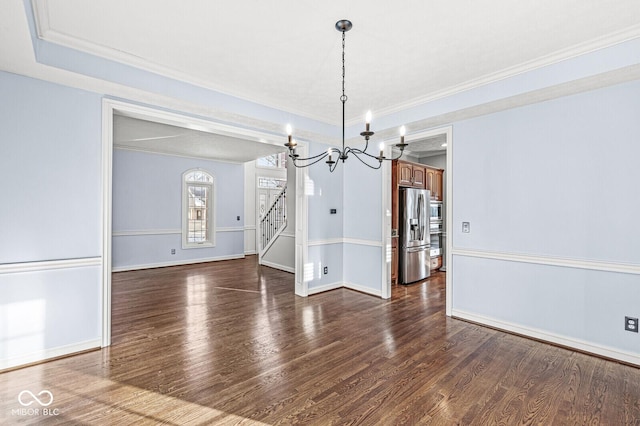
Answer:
xmin=258 ymin=177 xmax=286 ymax=189
xmin=256 ymin=153 xmax=287 ymax=169
xmin=183 ymin=170 xmax=215 ymax=248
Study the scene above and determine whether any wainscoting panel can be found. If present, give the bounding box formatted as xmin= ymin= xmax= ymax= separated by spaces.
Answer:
xmin=0 ymin=262 xmax=102 ymax=370
xmin=452 ymin=252 xmax=640 ymax=366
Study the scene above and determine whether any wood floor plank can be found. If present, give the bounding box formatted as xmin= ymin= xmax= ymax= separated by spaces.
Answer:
xmin=1 ymin=257 xmax=638 ymax=425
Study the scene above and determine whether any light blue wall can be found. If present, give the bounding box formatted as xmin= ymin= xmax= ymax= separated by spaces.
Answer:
xmin=343 ymin=244 xmax=382 ymax=292
xmin=112 ymin=149 xmax=245 ymax=270
xmin=451 ymin=79 xmax=640 ymax=359
xmin=0 ymin=266 xmax=102 ymax=363
xmin=303 ymin=142 xmax=386 ymax=294
xmin=0 ymin=71 xmax=103 ymax=368
xmin=307 ymin=244 xmax=344 ymax=290
xmin=453 ymin=80 xmax=640 ymax=262
xmin=0 ymin=72 xmax=102 ymax=263
xmin=306 ymin=142 xmax=344 ymax=242
xmin=343 ymin=161 xmax=382 ymax=242
xmin=305 ymin=142 xmax=345 ymax=290
xmin=342 ymin=156 xmax=384 ymax=292
xmin=420 ymin=154 xmax=446 ymax=170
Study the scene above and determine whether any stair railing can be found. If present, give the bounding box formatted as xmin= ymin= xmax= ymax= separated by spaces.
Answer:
xmin=259 ymin=185 xmax=287 ymax=260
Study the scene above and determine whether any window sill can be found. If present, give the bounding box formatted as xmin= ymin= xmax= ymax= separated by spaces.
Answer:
xmin=182 ymin=242 xmax=216 ymax=250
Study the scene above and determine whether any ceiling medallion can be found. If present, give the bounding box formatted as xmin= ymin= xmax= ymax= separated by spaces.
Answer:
xmin=285 ymin=20 xmax=407 ymax=172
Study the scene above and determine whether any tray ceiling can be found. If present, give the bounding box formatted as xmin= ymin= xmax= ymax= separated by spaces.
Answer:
xmin=113 ymin=115 xmax=286 ymax=163
xmin=32 ymin=0 xmax=640 ymax=125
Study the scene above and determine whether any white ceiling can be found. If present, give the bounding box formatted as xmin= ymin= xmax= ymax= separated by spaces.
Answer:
xmin=405 ymin=134 xmax=447 ymax=158
xmin=30 ymin=0 xmax=640 ymax=126
xmin=113 ymin=115 xmax=286 ymax=163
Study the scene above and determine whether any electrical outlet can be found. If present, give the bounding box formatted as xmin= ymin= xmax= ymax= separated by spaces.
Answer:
xmin=462 ymin=222 xmax=470 ymax=233
xmin=625 ymin=316 xmax=638 ymax=333
xmin=171 ymin=249 xmax=176 ymax=255
xmin=323 ymin=266 xmax=328 ymax=275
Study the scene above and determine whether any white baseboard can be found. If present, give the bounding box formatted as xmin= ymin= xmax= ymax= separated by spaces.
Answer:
xmin=307 ymin=281 xmax=343 ymax=295
xmin=244 ymin=250 xmax=257 ymax=255
xmin=452 ymin=309 xmax=640 ymax=367
xmin=112 ymin=254 xmax=245 ymax=272
xmin=0 ymin=339 xmax=101 ymax=371
xmin=344 ymin=281 xmax=383 ymax=297
xmin=260 ymin=260 xmax=295 ymax=274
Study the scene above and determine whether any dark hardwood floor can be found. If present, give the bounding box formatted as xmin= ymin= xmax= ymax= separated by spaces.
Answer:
xmin=1 ymin=256 xmax=639 ymax=424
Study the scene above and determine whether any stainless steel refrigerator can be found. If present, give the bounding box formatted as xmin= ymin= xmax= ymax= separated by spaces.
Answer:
xmin=399 ymin=188 xmax=431 ymax=284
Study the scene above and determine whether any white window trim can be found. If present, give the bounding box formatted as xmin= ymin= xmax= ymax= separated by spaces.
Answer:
xmin=182 ymin=169 xmax=216 ymax=249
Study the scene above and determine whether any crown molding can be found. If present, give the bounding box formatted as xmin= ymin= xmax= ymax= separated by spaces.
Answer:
xmin=349 ymin=25 xmax=640 ymax=124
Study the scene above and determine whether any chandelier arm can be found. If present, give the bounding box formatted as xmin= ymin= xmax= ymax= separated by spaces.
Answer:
xmin=347 ymin=147 xmax=379 ymax=159
xmin=329 ymin=158 xmax=339 ymax=173
xmin=288 ymin=150 xmax=328 ymax=161
xmin=349 ymin=150 xmax=383 ymax=170
xmin=360 ymin=138 xmax=370 ymax=153
xmin=289 ymin=152 xmax=331 ymax=168
xmin=289 ymin=146 xmax=341 ymax=162
xmin=389 ymin=150 xmax=406 ymax=161
xmin=351 ymin=148 xmax=401 ymax=162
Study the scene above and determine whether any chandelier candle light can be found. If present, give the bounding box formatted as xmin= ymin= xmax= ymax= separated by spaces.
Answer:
xmin=284 ymin=19 xmax=408 ymax=172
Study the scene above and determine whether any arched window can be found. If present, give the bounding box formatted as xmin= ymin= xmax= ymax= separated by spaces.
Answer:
xmin=182 ymin=169 xmax=215 ymax=248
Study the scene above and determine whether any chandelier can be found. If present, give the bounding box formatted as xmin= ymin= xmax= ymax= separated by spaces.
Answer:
xmin=285 ymin=20 xmax=407 ymax=172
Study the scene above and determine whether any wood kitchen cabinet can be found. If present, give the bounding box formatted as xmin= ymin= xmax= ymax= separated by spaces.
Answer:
xmin=430 ymin=255 xmax=442 ymax=271
xmin=391 ymin=237 xmax=398 ymax=284
xmin=412 ymin=166 xmax=426 ymax=188
xmin=397 ymin=161 xmax=413 ymax=186
xmin=434 ymin=170 xmax=443 ymax=200
xmin=396 ymin=160 xmax=425 ymax=189
xmin=425 ymin=167 xmax=443 ymax=201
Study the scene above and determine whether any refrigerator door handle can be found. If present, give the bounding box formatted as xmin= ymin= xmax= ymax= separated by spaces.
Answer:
xmin=417 ymin=193 xmax=423 ymax=241
xmin=406 ymin=246 xmax=429 ymax=253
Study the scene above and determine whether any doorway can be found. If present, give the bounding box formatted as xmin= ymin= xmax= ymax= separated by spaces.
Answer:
xmin=385 ymin=126 xmax=452 ymax=315
xmin=255 ymin=171 xmax=287 ymax=254
xmin=101 ymin=99 xmax=305 ymax=347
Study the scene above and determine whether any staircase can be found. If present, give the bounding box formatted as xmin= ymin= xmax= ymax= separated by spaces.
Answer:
xmin=259 ymin=185 xmax=287 ymax=262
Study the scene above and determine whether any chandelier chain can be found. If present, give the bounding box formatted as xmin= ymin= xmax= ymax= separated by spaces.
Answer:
xmin=341 ymin=30 xmax=347 ymax=103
